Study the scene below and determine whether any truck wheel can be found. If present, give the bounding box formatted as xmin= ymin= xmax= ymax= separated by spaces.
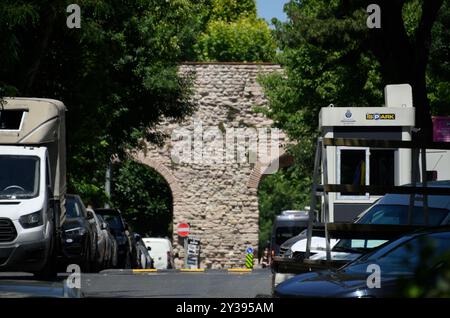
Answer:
xmin=34 ymin=235 xmax=57 ymax=281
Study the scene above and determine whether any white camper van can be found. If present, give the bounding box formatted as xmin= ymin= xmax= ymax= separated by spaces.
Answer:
xmin=0 ymin=98 xmax=66 ymax=278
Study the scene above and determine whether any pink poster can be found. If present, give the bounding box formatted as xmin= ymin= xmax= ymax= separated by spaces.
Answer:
xmin=433 ymin=116 xmax=450 ymax=142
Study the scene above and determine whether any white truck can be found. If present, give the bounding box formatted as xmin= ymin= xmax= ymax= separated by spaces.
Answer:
xmin=0 ymin=97 xmax=66 ymax=278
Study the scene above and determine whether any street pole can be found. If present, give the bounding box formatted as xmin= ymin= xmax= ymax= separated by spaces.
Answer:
xmin=184 ymin=237 xmax=188 ymax=269
xmin=104 ymin=161 xmax=111 ymax=208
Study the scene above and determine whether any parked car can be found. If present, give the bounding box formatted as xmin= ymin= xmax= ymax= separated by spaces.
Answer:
xmin=275 ymin=227 xmax=450 ymax=298
xmin=97 ymin=214 xmax=118 ymax=269
xmin=61 ymin=195 xmax=97 ymax=272
xmin=87 ymin=208 xmax=115 ymax=271
xmin=289 ymin=180 xmax=450 ymax=262
xmin=273 ymin=180 xmax=450 ymax=287
xmin=142 ymin=237 xmax=173 ymax=269
xmin=134 ymin=233 xmax=154 ymax=269
xmin=94 ymin=208 xmax=133 ymax=269
xmin=126 ymin=223 xmax=140 ymax=269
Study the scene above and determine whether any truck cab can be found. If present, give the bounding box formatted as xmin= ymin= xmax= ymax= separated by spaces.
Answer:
xmin=0 ymin=98 xmax=66 ymax=277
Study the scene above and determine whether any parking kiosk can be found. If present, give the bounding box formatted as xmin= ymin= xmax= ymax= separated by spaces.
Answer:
xmin=319 ymin=84 xmax=416 ymax=222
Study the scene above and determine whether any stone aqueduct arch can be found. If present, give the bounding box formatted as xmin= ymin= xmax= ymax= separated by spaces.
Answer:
xmin=133 ymin=62 xmax=289 ymax=268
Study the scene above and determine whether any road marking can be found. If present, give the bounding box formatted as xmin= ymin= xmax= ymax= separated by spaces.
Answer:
xmin=227 ymin=268 xmax=252 ymax=273
xmin=132 ymin=269 xmax=158 ymax=273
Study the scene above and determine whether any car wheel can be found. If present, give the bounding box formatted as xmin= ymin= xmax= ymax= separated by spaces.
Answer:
xmin=125 ymin=252 xmax=132 ymax=269
xmin=82 ymin=242 xmax=92 ymax=273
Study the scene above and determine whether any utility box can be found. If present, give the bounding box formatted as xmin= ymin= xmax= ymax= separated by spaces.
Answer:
xmin=319 ymin=85 xmax=416 ymax=222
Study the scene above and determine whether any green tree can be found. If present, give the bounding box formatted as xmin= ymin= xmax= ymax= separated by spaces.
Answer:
xmin=428 ymin=0 xmax=450 ymax=115
xmin=195 ymin=0 xmax=276 ymax=62
xmin=0 ymin=0 xmax=201 ymax=203
xmin=257 ymin=0 xmax=448 ymax=241
xmin=258 ymin=0 xmax=383 ymax=215
xmin=210 ymin=0 xmax=256 ymax=22
xmin=195 ymin=17 xmax=276 ymax=62
xmin=260 ymin=0 xmax=449 ymax=238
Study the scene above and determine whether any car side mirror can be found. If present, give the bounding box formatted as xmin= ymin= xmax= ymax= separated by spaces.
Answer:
xmin=147 ymin=246 xmax=151 ymax=251
xmin=101 ymin=222 xmax=108 ymax=230
xmin=87 ymin=210 xmax=94 ymax=220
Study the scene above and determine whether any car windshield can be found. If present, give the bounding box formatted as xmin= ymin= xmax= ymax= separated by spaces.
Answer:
xmin=98 ymin=214 xmax=124 ymax=232
xmin=275 ymin=226 xmax=304 ymax=245
xmin=65 ymin=197 xmax=82 ymax=218
xmin=0 ymin=155 xmax=40 ymax=199
xmin=358 ymin=204 xmax=450 ymax=225
xmin=333 ymin=204 xmax=450 ymax=252
xmin=345 ymin=232 xmax=450 ymax=276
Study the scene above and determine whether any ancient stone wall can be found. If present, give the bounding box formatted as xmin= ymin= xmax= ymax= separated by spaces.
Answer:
xmin=134 ymin=62 xmax=285 ymax=268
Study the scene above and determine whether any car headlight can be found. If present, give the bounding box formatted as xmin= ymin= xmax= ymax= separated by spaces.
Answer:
xmin=116 ymin=236 xmax=127 ymax=245
xmin=284 ymin=249 xmax=293 ymax=258
xmin=65 ymin=227 xmax=86 ymax=236
xmin=19 ymin=211 xmax=43 ymax=229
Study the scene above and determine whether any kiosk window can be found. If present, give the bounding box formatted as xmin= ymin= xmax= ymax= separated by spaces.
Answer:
xmin=370 ymin=150 xmax=395 ymax=186
xmin=340 ymin=150 xmax=366 ymax=186
xmin=338 ymin=148 xmax=396 ymax=199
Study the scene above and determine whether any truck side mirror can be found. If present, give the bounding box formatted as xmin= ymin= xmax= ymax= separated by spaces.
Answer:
xmin=86 ymin=210 xmax=94 ymax=220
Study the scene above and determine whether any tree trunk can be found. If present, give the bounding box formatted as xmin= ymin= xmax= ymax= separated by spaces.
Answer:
xmin=22 ymin=4 xmax=57 ymax=95
xmin=367 ymin=0 xmax=444 ymax=143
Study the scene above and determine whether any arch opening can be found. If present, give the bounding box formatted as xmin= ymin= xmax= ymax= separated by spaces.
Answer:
xmin=111 ymin=159 xmax=174 ymax=238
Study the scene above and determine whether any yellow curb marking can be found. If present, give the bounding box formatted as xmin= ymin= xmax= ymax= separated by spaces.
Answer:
xmin=227 ymin=268 xmax=252 ymax=273
xmin=132 ymin=269 xmax=158 ymax=273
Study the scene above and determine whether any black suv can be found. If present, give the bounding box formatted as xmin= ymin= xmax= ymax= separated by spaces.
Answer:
xmin=94 ymin=208 xmax=133 ymax=269
xmin=61 ymin=194 xmax=97 ymax=272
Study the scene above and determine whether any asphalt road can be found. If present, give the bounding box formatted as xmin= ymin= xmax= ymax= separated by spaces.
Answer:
xmin=0 ymin=269 xmax=273 ymax=298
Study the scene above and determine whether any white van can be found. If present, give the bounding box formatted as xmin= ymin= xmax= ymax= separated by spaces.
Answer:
xmin=142 ymin=238 xmax=173 ymax=269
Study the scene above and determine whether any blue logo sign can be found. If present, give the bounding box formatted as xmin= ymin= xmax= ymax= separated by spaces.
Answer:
xmin=345 ymin=110 xmax=352 ymax=119
xmin=246 ymin=247 xmax=254 ymax=254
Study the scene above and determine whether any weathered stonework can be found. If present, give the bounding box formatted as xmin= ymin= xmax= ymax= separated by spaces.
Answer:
xmin=134 ymin=62 xmax=287 ymax=268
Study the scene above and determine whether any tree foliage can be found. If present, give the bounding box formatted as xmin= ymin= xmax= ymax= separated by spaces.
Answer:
xmin=257 ymin=0 xmax=449 ymax=253
xmin=195 ymin=0 xmax=276 ymax=62
xmin=428 ymin=0 xmax=450 ymax=115
xmin=0 ymin=0 xmax=201 ymax=203
xmin=258 ymin=0 xmax=384 ymax=218
xmin=195 ymin=17 xmax=277 ymax=62
xmin=210 ymin=0 xmax=256 ymax=22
